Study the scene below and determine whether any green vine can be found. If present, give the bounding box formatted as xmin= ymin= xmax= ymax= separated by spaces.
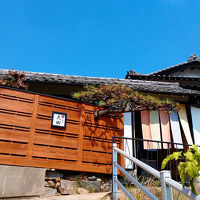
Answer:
xmin=161 ymin=145 xmax=200 ymax=195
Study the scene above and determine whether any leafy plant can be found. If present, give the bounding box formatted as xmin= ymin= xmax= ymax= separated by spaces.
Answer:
xmin=161 ymin=145 xmax=200 ymax=195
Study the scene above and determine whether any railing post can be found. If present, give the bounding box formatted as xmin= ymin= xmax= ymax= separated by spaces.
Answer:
xmin=160 ymin=170 xmax=173 ymax=200
xmin=113 ymin=143 xmax=118 ymax=200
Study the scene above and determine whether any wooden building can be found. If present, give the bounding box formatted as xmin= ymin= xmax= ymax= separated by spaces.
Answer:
xmin=2 ymin=54 xmax=200 ymax=198
xmin=125 ymin=54 xmax=200 ymax=172
xmin=1 ymin=54 xmax=200 ymax=174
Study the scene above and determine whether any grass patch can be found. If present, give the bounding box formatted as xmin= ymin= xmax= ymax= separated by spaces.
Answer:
xmin=124 ymin=177 xmax=190 ymax=200
xmin=88 ymin=187 xmax=95 ymax=193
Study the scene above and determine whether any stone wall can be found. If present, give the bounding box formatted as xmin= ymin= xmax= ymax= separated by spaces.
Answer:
xmin=44 ymin=170 xmax=112 ymax=196
xmin=0 ymin=165 xmax=45 ymax=198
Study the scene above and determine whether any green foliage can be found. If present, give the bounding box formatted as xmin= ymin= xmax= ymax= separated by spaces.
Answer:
xmin=161 ymin=152 xmax=182 ymax=169
xmin=88 ymin=186 xmax=95 ymax=193
xmin=77 ymin=179 xmax=82 ymax=188
xmin=161 ymin=145 xmax=200 ymax=195
xmin=73 ymin=84 xmax=178 ymax=116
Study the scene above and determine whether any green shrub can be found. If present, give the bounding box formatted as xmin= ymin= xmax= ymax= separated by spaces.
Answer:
xmin=161 ymin=145 xmax=200 ymax=195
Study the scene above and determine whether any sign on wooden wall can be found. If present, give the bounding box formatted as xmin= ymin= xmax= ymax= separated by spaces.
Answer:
xmin=0 ymin=87 xmax=124 ymax=174
xmin=51 ymin=112 xmax=67 ymax=128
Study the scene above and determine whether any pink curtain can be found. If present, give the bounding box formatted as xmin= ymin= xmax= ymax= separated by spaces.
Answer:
xmin=159 ymin=110 xmax=171 ymax=149
xmin=141 ymin=110 xmax=153 ymax=149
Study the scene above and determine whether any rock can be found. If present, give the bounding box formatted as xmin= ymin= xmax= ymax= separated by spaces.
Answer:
xmin=45 ymin=180 xmax=55 ymax=188
xmin=96 ymin=178 xmax=102 ymax=182
xmin=106 ymin=178 xmax=112 ymax=191
xmin=81 ymin=180 xmax=101 ymax=192
xmin=101 ymin=183 xmax=107 ymax=192
xmin=54 ymin=181 xmax=61 ymax=189
xmin=88 ymin=176 xmax=96 ymax=181
xmin=64 ymin=174 xmax=82 ymax=181
xmin=44 ymin=187 xmax=57 ymax=196
xmin=118 ymin=190 xmax=129 ymax=200
xmin=109 ymin=190 xmax=127 ymax=200
xmin=55 ymin=178 xmax=61 ymax=182
xmin=59 ymin=180 xmax=78 ymax=195
xmin=100 ymin=185 xmax=104 ymax=191
xmin=77 ymin=187 xmax=89 ymax=194
xmin=44 ymin=181 xmax=48 ymax=187
xmin=83 ymin=175 xmax=88 ymax=181
xmin=194 ymin=177 xmax=200 ymax=194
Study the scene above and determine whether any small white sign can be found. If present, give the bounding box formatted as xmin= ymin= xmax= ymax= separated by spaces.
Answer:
xmin=51 ymin=112 xmax=67 ymax=128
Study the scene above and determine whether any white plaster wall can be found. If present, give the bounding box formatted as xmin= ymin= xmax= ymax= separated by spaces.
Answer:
xmin=124 ymin=112 xmax=133 ymax=169
xmin=171 ymin=68 xmax=200 ymax=78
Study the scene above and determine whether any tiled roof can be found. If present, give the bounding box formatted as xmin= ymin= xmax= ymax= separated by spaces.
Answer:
xmin=126 ymin=70 xmax=143 ymax=76
xmin=0 ymin=69 xmax=200 ymax=96
xmin=148 ymin=54 xmax=200 ymax=76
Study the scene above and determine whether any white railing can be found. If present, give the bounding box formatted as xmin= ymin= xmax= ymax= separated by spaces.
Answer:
xmin=112 ymin=143 xmax=200 ymax=200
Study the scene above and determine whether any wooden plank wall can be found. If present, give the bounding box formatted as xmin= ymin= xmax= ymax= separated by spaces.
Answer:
xmin=0 ymin=87 xmax=124 ymax=174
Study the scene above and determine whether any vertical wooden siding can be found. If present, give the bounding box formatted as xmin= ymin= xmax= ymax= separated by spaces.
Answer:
xmin=0 ymin=87 xmax=124 ymax=174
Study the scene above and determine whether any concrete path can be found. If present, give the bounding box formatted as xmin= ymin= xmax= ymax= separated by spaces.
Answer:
xmin=5 ymin=192 xmax=111 ymax=200
xmin=39 ymin=192 xmax=111 ymax=200
xmin=5 ymin=191 xmax=127 ymax=200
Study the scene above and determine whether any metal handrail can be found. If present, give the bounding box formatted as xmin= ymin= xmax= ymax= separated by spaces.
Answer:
xmin=113 ymin=136 xmax=196 ymax=147
xmin=165 ymin=178 xmax=200 ymax=200
xmin=115 ymin=146 xmax=160 ymax=178
xmin=115 ymin=162 xmax=158 ymax=200
xmin=113 ymin=143 xmax=200 ymax=200
xmin=114 ymin=178 xmax=135 ymax=200
xmin=113 ymin=143 xmax=160 ymax=200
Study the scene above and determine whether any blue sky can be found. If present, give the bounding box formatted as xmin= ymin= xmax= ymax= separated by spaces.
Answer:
xmin=0 ymin=0 xmax=200 ymax=78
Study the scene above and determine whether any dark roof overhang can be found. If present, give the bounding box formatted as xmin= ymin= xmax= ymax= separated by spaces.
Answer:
xmin=0 ymin=69 xmax=200 ymax=97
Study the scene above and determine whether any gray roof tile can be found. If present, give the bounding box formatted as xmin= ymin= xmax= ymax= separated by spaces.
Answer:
xmin=0 ymin=69 xmax=200 ymax=96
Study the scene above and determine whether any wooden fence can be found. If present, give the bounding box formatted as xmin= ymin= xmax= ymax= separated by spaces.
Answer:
xmin=0 ymin=87 xmax=124 ymax=174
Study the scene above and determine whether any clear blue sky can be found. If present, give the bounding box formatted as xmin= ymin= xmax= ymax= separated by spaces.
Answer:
xmin=0 ymin=0 xmax=200 ymax=78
